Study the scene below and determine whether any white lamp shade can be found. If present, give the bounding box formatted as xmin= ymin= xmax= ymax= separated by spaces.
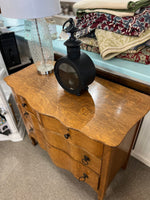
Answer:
xmin=1 ymin=0 xmax=61 ymax=19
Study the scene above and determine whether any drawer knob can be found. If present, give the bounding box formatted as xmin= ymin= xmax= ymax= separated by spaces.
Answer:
xmin=29 ymin=128 xmax=33 ymax=132
xmin=64 ymin=133 xmax=70 ymax=139
xmin=24 ymin=112 xmax=29 ymax=116
xmin=79 ymin=173 xmax=88 ymax=182
xmin=82 ymin=155 xmax=90 ymax=165
xmin=22 ymin=103 xmax=27 ymax=107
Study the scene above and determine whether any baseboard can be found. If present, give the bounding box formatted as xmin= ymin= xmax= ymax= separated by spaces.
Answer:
xmin=131 ymin=150 xmax=150 ymax=167
xmin=0 ymin=132 xmax=23 ymax=142
xmin=0 ymin=126 xmax=26 ymax=142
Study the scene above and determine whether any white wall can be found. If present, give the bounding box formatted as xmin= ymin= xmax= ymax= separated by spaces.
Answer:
xmin=132 ymin=111 xmax=150 ymax=167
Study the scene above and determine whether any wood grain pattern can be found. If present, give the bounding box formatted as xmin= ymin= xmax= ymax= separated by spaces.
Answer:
xmin=16 ymin=92 xmax=139 ymax=200
xmin=16 ymin=102 xmax=38 ymax=143
xmin=96 ymin=68 xmax=150 ymax=95
xmin=44 ymin=129 xmax=101 ymax=174
xmin=47 ymin=143 xmax=100 ymax=192
xmin=16 ymin=94 xmax=35 ymax=115
xmin=6 ymin=64 xmax=150 ymax=200
xmin=98 ymin=121 xmax=140 ymax=200
xmin=34 ymin=129 xmax=46 ymax=150
xmin=41 ymin=114 xmax=103 ymax=158
xmin=16 ymin=97 xmax=102 ymax=174
xmin=5 ymin=64 xmax=150 ymax=147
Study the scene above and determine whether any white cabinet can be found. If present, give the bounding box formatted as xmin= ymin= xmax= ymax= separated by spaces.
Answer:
xmin=132 ymin=111 xmax=150 ymax=167
xmin=0 ymin=53 xmax=25 ymax=142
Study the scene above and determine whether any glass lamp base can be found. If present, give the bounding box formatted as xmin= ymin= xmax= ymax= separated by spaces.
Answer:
xmin=36 ymin=62 xmax=54 ymax=75
xmin=24 ymin=18 xmax=54 ymax=76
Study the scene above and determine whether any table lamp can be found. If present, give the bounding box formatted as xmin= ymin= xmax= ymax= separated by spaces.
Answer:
xmin=1 ymin=0 xmax=61 ymax=75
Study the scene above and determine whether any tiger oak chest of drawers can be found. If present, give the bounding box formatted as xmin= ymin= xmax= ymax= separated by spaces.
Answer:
xmin=5 ymin=64 xmax=150 ymax=200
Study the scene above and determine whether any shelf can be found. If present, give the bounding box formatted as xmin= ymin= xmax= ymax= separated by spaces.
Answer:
xmin=54 ymin=14 xmax=75 ymax=19
xmin=9 ymin=58 xmax=32 ymax=71
xmin=60 ymin=0 xmax=81 ymax=3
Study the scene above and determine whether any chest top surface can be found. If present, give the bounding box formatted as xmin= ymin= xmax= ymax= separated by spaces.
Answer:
xmin=5 ymin=64 xmax=150 ymax=147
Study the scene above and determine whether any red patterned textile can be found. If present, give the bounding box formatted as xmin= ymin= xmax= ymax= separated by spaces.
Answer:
xmin=76 ymin=6 xmax=150 ymax=38
xmin=80 ymin=43 xmax=100 ymax=54
xmin=81 ymin=42 xmax=150 ymax=64
xmin=116 ymin=47 xmax=150 ymax=64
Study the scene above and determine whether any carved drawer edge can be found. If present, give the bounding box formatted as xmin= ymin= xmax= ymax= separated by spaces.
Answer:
xmin=14 ymin=93 xmax=104 ymax=146
xmin=43 ymin=134 xmax=102 ymax=175
xmin=15 ymin=94 xmax=102 ymax=175
xmin=46 ymin=143 xmax=100 ymax=192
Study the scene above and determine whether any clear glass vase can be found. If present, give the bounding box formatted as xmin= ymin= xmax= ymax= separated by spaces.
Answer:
xmin=24 ymin=18 xmax=54 ymax=75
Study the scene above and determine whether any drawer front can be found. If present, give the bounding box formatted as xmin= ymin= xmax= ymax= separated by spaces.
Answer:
xmin=16 ymin=103 xmax=38 ymax=143
xmin=41 ymin=114 xmax=103 ymax=158
xmin=68 ymin=129 xmax=103 ymax=158
xmin=15 ymin=96 xmax=46 ymax=149
xmin=23 ymin=112 xmax=46 ymax=150
xmin=16 ymin=95 xmax=35 ymax=114
xmin=22 ymin=111 xmax=37 ymax=141
xmin=44 ymin=130 xmax=101 ymax=174
xmin=34 ymin=129 xmax=46 ymax=150
xmin=28 ymin=111 xmax=41 ymax=131
xmin=47 ymin=144 xmax=100 ymax=191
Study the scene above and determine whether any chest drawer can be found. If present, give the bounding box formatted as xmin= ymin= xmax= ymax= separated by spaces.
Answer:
xmin=22 ymin=111 xmax=46 ymax=150
xmin=16 ymin=102 xmax=39 ymax=144
xmin=47 ymin=143 xmax=100 ymax=192
xmin=41 ymin=114 xmax=103 ymax=158
xmin=44 ymin=130 xmax=101 ymax=174
xmin=15 ymin=94 xmax=35 ymax=114
xmin=34 ymin=129 xmax=46 ymax=150
xmin=20 ymin=110 xmax=37 ymax=140
xmin=68 ymin=129 xmax=103 ymax=158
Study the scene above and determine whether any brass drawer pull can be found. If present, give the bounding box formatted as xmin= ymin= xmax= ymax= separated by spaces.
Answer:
xmin=29 ymin=128 xmax=33 ymax=132
xmin=82 ymin=155 xmax=90 ymax=165
xmin=24 ymin=112 xmax=29 ymax=116
xmin=64 ymin=133 xmax=70 ymax=139
xmin=79 ymin=173 xmax=88 ymax=182
xmin=22 ymin=103 xmax=27 ymax=107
